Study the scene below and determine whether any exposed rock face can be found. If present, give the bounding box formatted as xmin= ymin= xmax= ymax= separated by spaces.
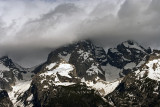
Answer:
xmin=2 ymin=40 xmax=158 ymax=107
xmin=0 ymin=56 xmax=35 ymax=107
xmin=0 ymin=56 xmax=33 ymax=91
xmin=17 ymin=61 xmax=109 ymax=107
xmin=69 ymin=41 xmax=105 ymax=80
xmin=107 ymin=40 xmax=151 ymax=69
xmin=33 ymin=40 xmax=107 ymax=81
xmin=105 ymin=40 xmax=152 ymax=79
xmin=23 ymin=83 xmax=108 ymax=107
xmin=0 ymin=56 xmax=21 ymax=91
xmin=105 ymin=50 xmax=160 ymax=107
xmin=0 ymin=90 xmax=13 ymax=107
xmin=94 ymin=46 xmax=108 ymax=66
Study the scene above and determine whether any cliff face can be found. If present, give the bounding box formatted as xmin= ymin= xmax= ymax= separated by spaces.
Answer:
xmin=33 ymin=40 xmax=107 ymax=81
xmin=17 ymin=61 xmax=109 ymax=107
xmin=0 ymin=90 xmax=13 ymax=107
xmin=2 ymin=40 xmax=160 ymax=107
xmin=105 ymin=50 xmax=160 ymax=107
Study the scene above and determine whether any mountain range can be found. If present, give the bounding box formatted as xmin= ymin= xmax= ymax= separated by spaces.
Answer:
xmin=0 ymin=40 xmax=160 ymax=107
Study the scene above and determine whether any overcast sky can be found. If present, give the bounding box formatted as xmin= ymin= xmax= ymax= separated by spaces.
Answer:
xmin=0 ymin=0 xmax=160 ymax=67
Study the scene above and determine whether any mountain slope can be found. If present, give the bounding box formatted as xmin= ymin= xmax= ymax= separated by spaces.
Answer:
xmin=104 ymin=40 xmax=151 ymax=81
xmin=0 ymin=56 xmax=24 ymax=91
xmin=33 ymin=40 xmax=107 ymax=81
xmin=0 ymin=56 xmax=35 ymax=106
xmin=0 ymin=39 xmax=157 ymax=107
xmin=105 ymin=50 xmax=160 ymax=106
xmin=16 ymin=60 xmax=109 ymax=107
xmin=0 ymin=90 xmax=13 ymax=107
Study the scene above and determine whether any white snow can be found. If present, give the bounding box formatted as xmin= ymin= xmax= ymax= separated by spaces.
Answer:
xmin=154 ymin=86 xmax=158 ymax=91
xmin=78 ymin=49 xmax=90 ymax=61
xmin=123 ymin=42 xmax=145 ymax=53
xmin=54 ymin=82 xmax=75 ymax=86
xmin=77 ymin=49 xmax=83 ymax=54
xmin=81 ymin=52 xmax=90 ymax=60
xmin=86 ymin=79 xmax=121 ymax=96
xmin=0 ymin=63 xmax=10 ymax=71
xmin=58 ymin=70 xmax=72 ymax=78
xmin=44 ymin=85 xmax=49 ymax=89
xmin=41 ymin=63 xmax=74 ymax=78
xmin=81 ymin=77 xmax=85 ymax=82
xmin=136 ymin=59 xmax=160 ymax=81
xmin=86 ymin=64 xmax=102 ymax=76
xmin=4 ymin=78 xmax=9 ymax=82
xmin=8 ymin=80 xmax=32 ymax=105
xmin=46 ymin=63 xmax=56 ymax=70
xmin=128 ymin=93 xmax=134 ymax=97
xmin=27 ymin=94 xmax=33 ymax=101
xmin=126 ymin=49 xmax=131 ymax=53
xmin=146 ymin=59 xmax=160 ymax=81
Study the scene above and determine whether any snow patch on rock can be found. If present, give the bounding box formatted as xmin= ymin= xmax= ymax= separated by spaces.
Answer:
xmin=8 ymin=80 xmax=32 ymax=105
xmin=86 ymin=79 xmax=121 ymax=96
xmin=0 ymin=63 xmax=10 ymax=71
xmin=46 ymin=63 xmax=56 ymax=70
xmin=41 ymin=63 xmax=74 ymax=78
xmin=86 ymin=64 xmax=102 ymax=76
xmin=136 ymin=59 xmax=160 ymax=81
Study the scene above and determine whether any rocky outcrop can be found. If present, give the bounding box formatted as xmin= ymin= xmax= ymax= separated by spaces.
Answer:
xmin=69 ymin=41 xmax=105 ymax=80
xmin=0 ymin=56 xmax=31 ymax=91
xmin=2 ymin=40 xmax=157 ymax=107
xmin=0 ymin=90 xmax=13 ymax=107
xmin=105 ymin=50 xmax=160 ymax=106
xmin=23 ymin=83 xmax=109 ymax=107
xmin=17 ymin=61 xmax=109 ymax=107
xmin=0 ymin=56 xmax=18 ymax=91
xmin=106 ymin=40 xmax=151 ymax=77
xmin=33 ymin=40 xmax=107 ymax=81
xmin=107 ymin=40 xmax=151 ymax=69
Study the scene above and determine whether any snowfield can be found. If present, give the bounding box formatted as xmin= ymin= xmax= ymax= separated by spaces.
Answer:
xmin=40 ymin=62 xmax=74 ymax=78
xmin=136 ymin=59 xmax=160 ymax=81
xmin=0 ymin=63 xmax=10 ymax=71
xmin=86 ymin=78 xmax=121 ymax=96
xmin=8 ymin=80 xmax=32 ymax=106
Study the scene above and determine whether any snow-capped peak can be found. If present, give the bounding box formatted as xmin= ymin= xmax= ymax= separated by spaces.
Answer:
xmin=135 ymin=51 xmax=160 ymax=81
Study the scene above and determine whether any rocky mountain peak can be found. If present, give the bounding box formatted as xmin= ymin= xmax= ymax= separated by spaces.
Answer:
xmin=0 ymin=56 xmax=14 ymax=67
xmin=107 ymin=40 xmax=151 ymax=69
xmin=0 ymin=55 xmax=34 ymax=92
xmin=0 ymin=56 xmax=9 ymax=60
xmin=104 ymin=40 xmax=152 ymax=81
xmin=119 ymin=40 xmax=151 ymax=53
xmin=2 ymin=40 xmax=160 ymax=107
xmin=35 ymin=40 xmax=107 ymax=81
xmin=105 ymin=50 xmax=160 ymax=106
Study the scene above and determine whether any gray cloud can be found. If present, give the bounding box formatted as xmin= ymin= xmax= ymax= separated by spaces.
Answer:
xmin=0 ymin=0 xmax=160 ymax=67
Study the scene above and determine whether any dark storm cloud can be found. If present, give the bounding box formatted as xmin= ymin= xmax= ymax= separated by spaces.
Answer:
xmin=0 ymin=0 xmax=160 ymax=67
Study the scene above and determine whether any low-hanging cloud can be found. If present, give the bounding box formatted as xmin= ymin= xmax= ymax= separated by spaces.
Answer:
xmin=0 ymin=0 xmax=160 ymax=67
